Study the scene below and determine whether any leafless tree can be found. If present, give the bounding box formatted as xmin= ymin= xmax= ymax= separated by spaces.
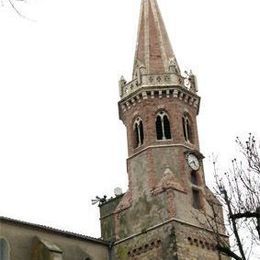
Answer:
xmin=208 ymin=134 xmax=260 ymax=259
xmin=1 ymin=0 xmax=25 ymax=17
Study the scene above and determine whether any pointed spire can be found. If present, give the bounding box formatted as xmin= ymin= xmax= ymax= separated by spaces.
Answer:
xmin=133 ymin=0 xmax=180 ymax=78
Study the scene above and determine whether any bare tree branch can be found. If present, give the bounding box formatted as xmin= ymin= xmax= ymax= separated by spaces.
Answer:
xmin=2 ymin=0 xmax=26 ymax=18
xmin=216 ymin=245 xmax=242 ymax=260
xmin=203 ymin=134 xmax=260 ymax=259
xmin=7 ymin=0 xmax=23 ymax=16
xmin=231 ymin=212 xmax=260 ymax=220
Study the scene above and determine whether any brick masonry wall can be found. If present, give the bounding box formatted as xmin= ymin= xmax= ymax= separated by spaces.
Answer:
xmin=174 ymin=222 xmax=230 ymax=260
xmin=120 ymin=95 xmax=200 ymax=157
xmin=113 ymin=221 xmax=229 ymax=260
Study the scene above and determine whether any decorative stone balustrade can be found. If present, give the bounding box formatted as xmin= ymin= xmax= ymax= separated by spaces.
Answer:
xmin=119 ymin=73 xmax=197 ymax=99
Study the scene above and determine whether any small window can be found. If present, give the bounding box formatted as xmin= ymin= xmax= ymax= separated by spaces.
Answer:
xmin=134 ymin=117 xmax=144 ymax=148
xmin=191 ymin=170 xmax=198 ymax=185
xmin=0 ymin=239 xmax=9 ymax=260
xmin=139 ymin=120 xmax=144 ymax=145
xmin=156 ymin=116 xmax=163 ymax=140
xmin=182 ymin=114 xmax=193 ymax=143
xmin=156 ymin=111 xmax=171 ymax=140
xmin=192 ymin=189 xmax=201 ymax=209
xmin=163 ymin=115 xmax=171 ymax=139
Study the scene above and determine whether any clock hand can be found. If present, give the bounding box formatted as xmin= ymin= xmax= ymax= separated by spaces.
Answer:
xmin=191 ymin=161 xmax=198 ymax=168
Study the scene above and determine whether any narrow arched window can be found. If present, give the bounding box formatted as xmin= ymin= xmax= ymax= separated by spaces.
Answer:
xmin=191 ymin=170 xmax=198 ymax=185
xmin=133 ymin=117 xmax=144 ymax=148
xmin=139 ymin=120 xmax=144 ymax=145
xmin=182 ymin=114 xmax=193 ymax=143
xmin=156 ymin=111 xmax=171 ymax=140
xmin=0 ymin=239 xmax=9 ymax=260
xmin=192 ymin=188 xmax=201 ymax=209
xmin=156 ymin=116 xmax=163 ymax=140
xmin=163 ymin=115 xmax=171 ymax=139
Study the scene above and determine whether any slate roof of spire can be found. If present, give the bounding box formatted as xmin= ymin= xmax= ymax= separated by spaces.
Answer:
xmin=133 ymin=0 xmax=180 ymax=76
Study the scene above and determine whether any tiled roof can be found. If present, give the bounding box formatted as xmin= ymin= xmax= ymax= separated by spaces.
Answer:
xmin=0 ymin=216 xmax=109 ymax=245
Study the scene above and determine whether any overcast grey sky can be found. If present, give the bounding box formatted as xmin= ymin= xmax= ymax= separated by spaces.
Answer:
xmin=0 ymin=0 xmax=259 ymax=249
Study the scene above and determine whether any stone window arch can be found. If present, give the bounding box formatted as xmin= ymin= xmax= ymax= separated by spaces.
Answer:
xmin=0 ymin=238 xmax=10 ymax=260
xmin=156 ymin=111 xmax=171 ymax=140
xmin=133 ymin=117 xmax=144 ymax=148
xmin=182 ymin=113 xmax=193 ymax=143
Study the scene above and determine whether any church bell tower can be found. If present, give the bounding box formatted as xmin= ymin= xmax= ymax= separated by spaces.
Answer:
xmin=99 ymin=1 xmax=228 ymax=259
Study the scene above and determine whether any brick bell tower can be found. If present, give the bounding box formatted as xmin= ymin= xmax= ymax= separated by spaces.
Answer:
xmin=99 ymin=1 xmax=229 ymax=259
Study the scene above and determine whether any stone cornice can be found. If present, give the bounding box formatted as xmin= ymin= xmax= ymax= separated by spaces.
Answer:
xmin=114 ymin=217 xmax=229 ymax=246
xmin=127 ymin=143 xmax=199 ymax=160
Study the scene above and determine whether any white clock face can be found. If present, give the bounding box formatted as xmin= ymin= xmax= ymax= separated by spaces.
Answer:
xmin=187 ymin=154 xmax=200 ymax=170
